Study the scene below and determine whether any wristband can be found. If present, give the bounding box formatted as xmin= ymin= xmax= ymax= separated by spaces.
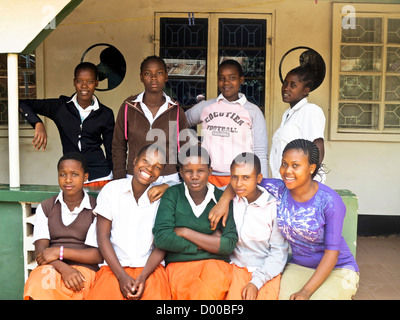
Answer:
xmin=59 ymin=246 xmax=64 ymax=261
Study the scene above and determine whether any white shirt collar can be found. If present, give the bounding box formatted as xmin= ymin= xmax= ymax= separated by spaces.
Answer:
xmin=184 ymin=182 xmax=217 ymax=218
xmin=290 ymin=97 xmax=308 ymax=111
xmin=233 ymin=185 xmax=275 ymax=208
xmin=68 ymin=93 xmax=100 ymax=112
xmin=134 ymin=91 xmax=176 ymax=124
xmin=55 ymin=190 xmax=92 ymax=215
xmin=217 ymin=92 xmax=247 ymax=107
xmin=122 ymin=176 xmax=156 ymax=206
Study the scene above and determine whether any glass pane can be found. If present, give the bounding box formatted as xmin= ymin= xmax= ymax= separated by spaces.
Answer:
xmin=342 ymin=17 xmax=382 ymax=43
xmin=338 ymin=103 xmax=379 ymax=129
xmin=388 ymin=19 xmax=400 ymax=44
xmin=384 ymin=104 xmax=400 ymax=129
xmin=160 ymin=18 xmax=208 ymax=109
xmin=340 ymin=45 xmax=382 ymax=71
xmin=0 ymin=70 xmax=7 ymax=98
xmin=387 ymin=47 xmax=400 ymax=72
xmin=0 ymin=100 xmax=7 ymax=125
xmin=0 ymin=53 xmax=36 ymax=125
xmin=165 ymin=78 xmax=206 ymax=108
xmin=218 ymin=19 xmax=266 ymax=111
xmin=340 ymin=75 xmax=381 ymax=100
xmin=386 ymin=75 xmax=400 ymax=101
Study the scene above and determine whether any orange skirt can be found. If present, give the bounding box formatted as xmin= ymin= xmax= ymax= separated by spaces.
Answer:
xmin=208 ymin=175 xmax=231 ymax=188
xmin=86 ymin=265 xmax=171 ymax=300
xmin=23 ymin=265 xmax=96 ymax=300
xmin=167 ymin=259 xmax=232 ymax=300
xmin=226 ymin=265 xmax=281 ymax=300
xmin=84 ymin=180 xmax=110 ymax=188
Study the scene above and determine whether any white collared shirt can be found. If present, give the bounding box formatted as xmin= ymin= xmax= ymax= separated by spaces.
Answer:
xmin=270 ymin=98 xmax=326 ymax=181
xmin=33 ymin=190 xmax=95 ymax=243
xmin=68 ymin=93 xmax=100 ymax=122
xmin=87 ymin=177 xmax=161 ymax=268
xmin=183 ymin=182 xmax=217 ymax=217
xmin=134 ymin=91 xmax=176 ymax=125
xmin=216 ymin=92 xmax=247 ymax=107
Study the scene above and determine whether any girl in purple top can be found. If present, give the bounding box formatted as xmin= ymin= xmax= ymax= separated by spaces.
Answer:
xmin=260 ymin=139 xmax=359 ymax=300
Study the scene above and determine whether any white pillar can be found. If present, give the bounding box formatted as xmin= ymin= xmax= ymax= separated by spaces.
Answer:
xmin=7 ymin=53 xmax=20 ymax=188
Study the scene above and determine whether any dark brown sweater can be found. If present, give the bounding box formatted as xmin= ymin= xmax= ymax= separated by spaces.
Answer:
xmin=112 ymin=95 xmax=189 ymax=179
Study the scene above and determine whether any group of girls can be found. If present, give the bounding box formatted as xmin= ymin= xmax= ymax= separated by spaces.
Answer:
xmin=22 ymin=54 xmax=359 ymax=300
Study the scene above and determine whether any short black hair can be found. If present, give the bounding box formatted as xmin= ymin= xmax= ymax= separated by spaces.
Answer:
xmin=230 ymin=152 xmax=261 ymax=176
xmin=140 ymin=55 xmax=167 ymax=73
xmin=218 ymin=59 xmax=244 ymax=77
xmin=178 ymin=145 xmax=211 ymax=168
xmin=136 ymin=144 xmax=167 ymax=165
xmin=74 ymin=62 xmax=99 ymax=80
xmin=57 ymin=152 xmax=88 ymax=173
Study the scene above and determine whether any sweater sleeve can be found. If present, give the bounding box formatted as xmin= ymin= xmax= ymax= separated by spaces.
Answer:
xmin=19 ymin=98 xmax=60 ymax=128
xmin=250 ymin=214 xmax=288 ymax=289
xmin=112 ymin=103 xmax=128 ymax=180
xmin=153 ymin=188 xmax=198 ymax=254
xmin=248 ymin=104 xmax=269 ymax=177
xmin=102 ymin=108 xmax=115 ymax=171
xmin=217 ymin=202 xmax=238 ymax=255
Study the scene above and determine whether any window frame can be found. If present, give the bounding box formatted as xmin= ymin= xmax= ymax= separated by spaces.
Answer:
xmin=0 ymin=44 xmax=44 ymax=138
xmin=154 ymin=12 xmax=273 ymax=127
xmin=330 ymin=3 xmax=400 ymax=142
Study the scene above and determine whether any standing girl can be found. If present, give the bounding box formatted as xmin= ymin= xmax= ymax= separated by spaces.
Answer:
xmin=261 ymin=139 xmax=359 ymax=300
xmin=269 ymin=67 xmax=326 ymax=182
xmin=185 ymin=59 xmax=268 ymax=188
xmin=112 ymin=55 xmax=189 ymax=201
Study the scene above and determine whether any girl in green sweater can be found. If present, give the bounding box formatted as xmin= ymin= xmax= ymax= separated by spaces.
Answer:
xmin=153 ymin=145 xmax=237 ymax=299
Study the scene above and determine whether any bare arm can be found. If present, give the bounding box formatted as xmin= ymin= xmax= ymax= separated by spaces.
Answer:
xmin=208 ymin=184 xmax=235 ymax=230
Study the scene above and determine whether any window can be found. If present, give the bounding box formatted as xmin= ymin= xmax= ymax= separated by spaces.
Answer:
xmin=331 ymin=4 xmax=400 ymax=141
xmin=156 ymin=13 xmax=270 ymax=114
xmin=0 ymin=53 xmax=36 ymax=126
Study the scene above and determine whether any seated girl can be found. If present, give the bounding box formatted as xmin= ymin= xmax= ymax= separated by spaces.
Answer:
xmin=23 ymin=152 xmax=103 ymax=300
xmin=152 ymin=145 xmax=238 ymax=300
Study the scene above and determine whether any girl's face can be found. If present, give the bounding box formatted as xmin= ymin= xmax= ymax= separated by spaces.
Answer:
xmin=133 ymin=149 xmax=165 ymax=186
xmin=218 ymin=64 xmax=244 ymax=101
xmin=58 ymin=159 xmax=88 ymax=197
xmin=230 ymin=162 xmax=262 ymax=203
xmin=180 ymin=156 xmax=212 ymax=194
xmin=140 ymin=60 xmax=168 ymax=93
xmin=282 ymin=73 xmax=310 ymax=108
xmin=279 ymin=149 xmax=316 ymax=191
xmin=73 ymin=69 xmax=98 ymax=108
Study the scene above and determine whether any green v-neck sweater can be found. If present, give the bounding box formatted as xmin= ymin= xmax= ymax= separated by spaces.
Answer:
xmin=153 ymin=183 xmax=238 ymax=264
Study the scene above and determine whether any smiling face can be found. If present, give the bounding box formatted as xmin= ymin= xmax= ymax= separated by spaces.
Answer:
xmin=58 ymin=159 xmax=88 ymax=197
xmin=230 ymin=162 xmax=263 ymax=203
xmin=73 ymin=68 xmax=98 ymax=108
xmin=281 ymin=73 xmax=310 ymax=108
xmin=133 ymin=148 xmax=165 ymax=186
xmin=279 ymin=148 xmax=316 ymax=191
xmin=218 ymin=64 xmax=244 ymax=101
xmin=140 ymin=59 xmax=168 ymax=93
xmin=180 ymin=156 xmax=212 ymax=194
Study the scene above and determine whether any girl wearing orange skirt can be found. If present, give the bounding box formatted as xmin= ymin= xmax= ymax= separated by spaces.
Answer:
xmin=153 ymin=146 xmax=238 ymax=300
xmin=23 ymin=152 xmax=103 ymax=300
xmin=86 ymin=145 xmax=171 ymax=300
xmin=226 ymin=153 xmax=288 ymax=300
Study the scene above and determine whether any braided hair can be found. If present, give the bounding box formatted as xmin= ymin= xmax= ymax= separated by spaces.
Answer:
xmin=282 ymin=139 xmax=320 ymax=179
xmin=287 ymin=66 xmax=316 ymax=92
